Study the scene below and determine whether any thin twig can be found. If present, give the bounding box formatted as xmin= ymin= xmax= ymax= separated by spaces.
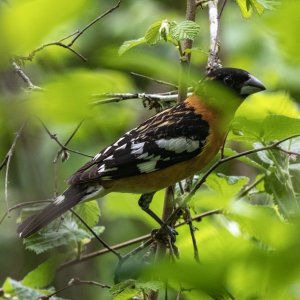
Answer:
xmin=183 ymin=134 xmax=300 ymax=206
xmin=12 ymin=62 xmax=44 ymax=91
xmin=59 ymin=209 xmax=221 ymax=270
xmin=238 ymin=175 xmax=266 ymax=198
xmin=17 ymin=1 xmax=122 ymax=63
xmin=130 ymin=72 xmax=178 ymax=89
xmin=38 ymin=118 xmax=93 ymax=159
xmin=70 ymin=209 xmax=122 ymax=260
xmin=1 ymin=121 xmax=27 ymax=212
xmin=184 ymin=207 xmax=200 ymax=263
xmin=218 ymin=0 xmax=228 ymax=19
xmin=67 ymin=1 xmax=121 ymax=47
xmin=0 ymin=200 xmax=53 ymax=225
xmin=40 ymin=277 xmax=110 ymax=300
xmin=54 ymin=119 xmax=86 ymax=163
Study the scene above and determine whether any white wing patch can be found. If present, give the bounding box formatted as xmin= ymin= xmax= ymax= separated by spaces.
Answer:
xmin=155 ymin=138 xmax=199 ymax=154
xmin=131 ymin=142 xmax=145 ymax=154
xmin=93 ymin=153 xmax=101 ymax=161
xmin=137 ymin=155 xmax=160 ymax=173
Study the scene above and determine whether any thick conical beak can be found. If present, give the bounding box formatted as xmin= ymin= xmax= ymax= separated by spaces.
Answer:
xmin=241 ymin=74 xmax=266 ymax=96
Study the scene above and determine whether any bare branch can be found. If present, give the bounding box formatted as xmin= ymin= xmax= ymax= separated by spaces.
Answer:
xmin=12 ymin=62 xmax=43 ymax=91
xmin=91 ymin=92 xmax=190 ymax=106
xmin=59 ymin=209 xmax=221 ymax=270
xmin=67 ymin=1 xmax=122 ymax=47
xmin=1 ymin=121 xmax=27 ymax=213
xmin=207 ymin=0 xmax=222 ymax=72
xmin=40 ymin=277 xmax=110 ymax=300
xmin=130 ymin=72 xmax=178 ymax=89
xmin=38 ymin=118 xmax=93 ymax=159
xmin=70 ymin=209 xmax=122 ymax=260
xmin=184 ymin=134 xmax=300 ymax=205
xmin=17 ymin=1 xmax=122 ymax=63
xmin=0 ymin=200 xmax=53 ymax=225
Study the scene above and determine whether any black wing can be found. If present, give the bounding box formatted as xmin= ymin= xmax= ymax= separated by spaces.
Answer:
xmin=68 ymin=102 xmax=209 ymax=184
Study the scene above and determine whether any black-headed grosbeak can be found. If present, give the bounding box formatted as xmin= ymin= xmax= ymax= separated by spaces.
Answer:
xmin=18 ymin=68 xmax=265 ymax=238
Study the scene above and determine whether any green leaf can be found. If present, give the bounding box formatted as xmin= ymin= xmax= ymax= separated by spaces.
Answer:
xmin=23 ymin=219 xmax=94 ymax=254
xmin=235 ymin=0 xmax=253 ymax=18
xmin=262 ymin=115 xmax=300 ymax=141
xmin=224 ymin=147 xmax=265 ymax=171
xmin=110 ymin=280 xmax=163 ymax=300
xmin=112 ymin=289 xmax=139 ymax=300
xmin=135 ymin=281 xmax=164 ymax=292
xmin=144 ymin=20 xmax=164 ymax=44
xmin=249 ymin=0 xmax=265 ymax=14
xmin=75 ymin=200 xmax=100 ymax=228
xmin=118 ymin=37 xmax=146 ymax=56
xmin=229 ymin=201 xmax=287 ymax=248
xmin=22 ymin=256 xmax=64 ymax=289
xmin=2 ymin=278 xmax=64 ymax=300
xmin=235 ymin=0 xmax=266 ymax=18
xmin=192 ymin=174 xmax=249 ymax=210
xmin=170 ymin=20 xmax=200 ymax=41
xmin=256 ymin=0 xmax=280 ymax=10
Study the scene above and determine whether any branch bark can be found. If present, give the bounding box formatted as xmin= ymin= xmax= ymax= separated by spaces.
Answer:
xmin=207 ymin=0 xmax=222 ymax=72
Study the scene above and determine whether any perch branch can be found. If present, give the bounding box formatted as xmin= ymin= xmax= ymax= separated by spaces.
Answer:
xmin=58 ymin=209 xmax=221 ymax=270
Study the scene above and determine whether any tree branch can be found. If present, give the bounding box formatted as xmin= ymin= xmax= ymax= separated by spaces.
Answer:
xmin=40 ymin=277 xmax=110 ymax=300
xmin=12 ymin=62 xmax=43 ymax=91
xmin=0 ymin=121 xmax=27 ymax=212
xmin=182 ymin=134 xmax=300 ymax=206
xmin=58 ymin=209 xmax=221 ymax=271
xmin=207 ymin=0 xmax=222 ymax=72
xmin=17 ymin=1 xmax=122 ymax=63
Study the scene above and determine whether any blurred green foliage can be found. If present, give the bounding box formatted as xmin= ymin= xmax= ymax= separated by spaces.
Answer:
xmin=0 ymin=0 xmax=300 ymax=299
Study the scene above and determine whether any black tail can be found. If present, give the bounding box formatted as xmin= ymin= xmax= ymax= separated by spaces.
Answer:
xmin=17 ymin=185 xmax=86 ymax=238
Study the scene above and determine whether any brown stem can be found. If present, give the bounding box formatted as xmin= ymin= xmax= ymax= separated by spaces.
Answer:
xmin=58 ymin=209 xmax=221 ymax=270
xmin=40 ymin=277 xmax=110 ymax=300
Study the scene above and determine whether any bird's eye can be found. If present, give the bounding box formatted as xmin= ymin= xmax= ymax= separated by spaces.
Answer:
xmin=224 ymin=76 xmax=234 ymax=86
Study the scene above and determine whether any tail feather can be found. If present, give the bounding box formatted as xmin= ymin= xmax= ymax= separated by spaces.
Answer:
xmin=17 ymin=185 xmax=87 ymax=238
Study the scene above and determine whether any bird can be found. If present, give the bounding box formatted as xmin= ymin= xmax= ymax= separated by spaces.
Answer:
xmin=17 ymin=67 xmax=266 ymax=238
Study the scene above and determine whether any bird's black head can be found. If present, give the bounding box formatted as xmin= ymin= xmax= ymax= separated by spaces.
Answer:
xmin=206 ymin=67 xmax=266 ymax=98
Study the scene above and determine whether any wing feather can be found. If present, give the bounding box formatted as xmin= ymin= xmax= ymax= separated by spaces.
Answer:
xmin=68 ymin=102 xmax=209 ymax=185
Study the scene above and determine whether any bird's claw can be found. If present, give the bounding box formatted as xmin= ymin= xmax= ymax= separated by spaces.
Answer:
xmin=151 ymin=225 xmax=178 ymax=243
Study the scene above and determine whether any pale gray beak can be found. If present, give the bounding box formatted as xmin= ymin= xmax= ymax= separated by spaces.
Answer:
xmin=241 ymin=74 xmax=266 ymax=96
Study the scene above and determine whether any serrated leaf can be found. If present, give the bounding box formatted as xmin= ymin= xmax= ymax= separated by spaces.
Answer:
xmin=250 ymin=0 xmax=265 ymax=14
xmin=2 ymin=278 xmax=64 ymax=300
xmin=118 ymin=37 xmax=146 ymax=56
xmin=144 ymin=20 xmax=164 ymax=44
xmin=113 ymin=289 xmax=139 ymax=300
xmin=256 ymin=0 xmax=280 ymax=10
xmin=135 ymin=280 xmax=164 ymax=292
xmin=170 ymin=20 xmax=200 ymax=41
xmin=235 ymin=0 xmax=253 ymax=18
xmin=110 ymin=279 xmax=136 ymax=296
xmin=23 ymin=219 xmax=93 ymax=254
xmin=75 ymin=200 xmax=100 ymax=228
xmin=22 ymin=256 xmax=64 ymax=289
xmin=262 ymin=115 xmax=300 ymax=141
